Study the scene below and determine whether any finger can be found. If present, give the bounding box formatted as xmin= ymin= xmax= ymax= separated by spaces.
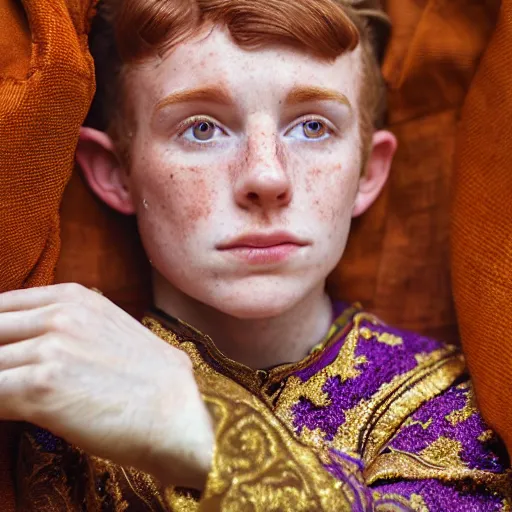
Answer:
xmin=0 ymin=306 xmax=55 ymax=344
xmin=0 ymin=283 xmax=90 ymax=313
xmin=0 ymin=337 xmax=43 ymax=371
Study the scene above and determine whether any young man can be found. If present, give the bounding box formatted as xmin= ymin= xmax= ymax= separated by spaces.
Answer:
xmin=1 ymin=0 xmax=510 ymax=510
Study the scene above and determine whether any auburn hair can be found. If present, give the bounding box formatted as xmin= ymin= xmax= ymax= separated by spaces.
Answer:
xmin=87 ymin=0 xmax=390 ymax=157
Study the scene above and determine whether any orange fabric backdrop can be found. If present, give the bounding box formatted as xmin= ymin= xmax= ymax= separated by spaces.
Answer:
xmin=452 ymin=0 xmax=512 ymax=455
xmin=0 ymin=2 xmax=31 ymax=508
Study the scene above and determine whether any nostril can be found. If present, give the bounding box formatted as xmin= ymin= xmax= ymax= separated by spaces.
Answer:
xmin=248 ymin=192 xmax=258 ymax=201
xmin=277 ymin=192 xmax=287 ymax=201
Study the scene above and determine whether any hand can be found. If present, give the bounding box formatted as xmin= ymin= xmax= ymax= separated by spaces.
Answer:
xmin=0 ymin=284 xmax=214 ymax=489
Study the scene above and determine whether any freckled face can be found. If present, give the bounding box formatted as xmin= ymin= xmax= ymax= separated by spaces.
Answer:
xmin=126 ymin=27 xmax=364 ymax=319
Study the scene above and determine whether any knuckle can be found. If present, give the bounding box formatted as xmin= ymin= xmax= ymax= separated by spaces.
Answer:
xmin=47 ymin=303 xmax=87 ymax=333
xmin=47 ymin=307 xmax=74 ymax=333
xmin=58 ymin=283 xmax=87 ymax=301
xmin=41 ymin=335 xmax=69 ymax=362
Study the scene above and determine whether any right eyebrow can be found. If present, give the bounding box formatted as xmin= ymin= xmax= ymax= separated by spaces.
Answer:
xmin=154 ymin=85 xmax=234 ymax=117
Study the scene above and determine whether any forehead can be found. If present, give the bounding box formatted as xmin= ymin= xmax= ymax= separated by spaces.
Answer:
xmin=129 ymin=26 xmax=363 ymax=112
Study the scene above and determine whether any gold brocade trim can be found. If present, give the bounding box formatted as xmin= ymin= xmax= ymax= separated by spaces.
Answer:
xmin=365 ymin=448 xmax=512 ymax=493
xmin=358 ymin=353 xmax=465 ymax=464
xmin=195 ymin=370 xmax=361 ymax=511
xmin=143 ymin=319 xmax=367 ymax=510
xmin=373 ymin=491 xmax=428 ymax=512
xmin=144 ymin=304 xmax=360 ymax=401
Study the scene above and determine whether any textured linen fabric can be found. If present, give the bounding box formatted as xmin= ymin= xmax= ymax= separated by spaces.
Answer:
xmin=0 ymin=0 xmax=97 ymax=509
xmin=452 ymin=1 xmax=512 ymax=456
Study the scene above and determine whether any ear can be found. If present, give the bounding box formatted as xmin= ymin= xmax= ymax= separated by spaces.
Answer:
xmin=76 ymin=127 xmax=136 ymax=215
xmin=353 ymin=130 xmax=397 ymax=217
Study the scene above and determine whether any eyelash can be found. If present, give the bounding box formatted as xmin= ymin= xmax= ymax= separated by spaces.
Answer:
xmin=176 ymin=114 xmax=336 ymax=144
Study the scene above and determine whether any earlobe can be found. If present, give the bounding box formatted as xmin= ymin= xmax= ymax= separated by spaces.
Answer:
xmin=352 ymin=130 xmax=397 ymax=218
xmin=76 ymin=127 xmax=136 ymax=215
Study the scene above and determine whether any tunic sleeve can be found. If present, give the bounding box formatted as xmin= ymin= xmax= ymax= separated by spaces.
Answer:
xmin=195 ymin=369 xmax=383 ymax=511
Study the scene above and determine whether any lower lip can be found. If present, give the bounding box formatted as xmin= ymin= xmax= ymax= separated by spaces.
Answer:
xmin=221 ymin=244 xmax=302 ymax=265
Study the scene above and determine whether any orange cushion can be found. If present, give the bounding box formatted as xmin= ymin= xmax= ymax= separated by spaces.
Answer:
xmin=452 ymin=0 xmax=512 ymax=454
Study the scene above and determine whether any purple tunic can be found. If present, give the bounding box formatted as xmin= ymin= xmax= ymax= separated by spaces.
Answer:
xmin=16 ymin=303 xmax=511 ymax=511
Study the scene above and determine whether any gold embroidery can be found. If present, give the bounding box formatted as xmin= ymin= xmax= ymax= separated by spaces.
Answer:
xmin=274 ymin=314 xmax=372 ymax=419
xmin=272 ymin=311 xmax=463 ymax=466
xmin=16 ymin=433 xmax=79 ymax=512
xmin=197 ymin=372 xmax=359 ymax=511
xmin=447 ymin=385 xmax=478 ymax=426
xmin=479 ymin=430 xmax=495 ymax=443
xmin=374 ymin=491 xmax=429 ymax=512
xmin=365 ymin=448 xmax=512 ymax=491
xmin=418 ymin=437 xmax=465 ymax=468
xmin=401 ymin=417 xmax=433 ymax=431
xmin=18 ymin=311 xmax=512 ymax=511
xmin=357 ymin=354 xmax=464 ymax=464
xmin=410 ymin=494 xmax=429 ymax=512
xmin=360 ymin=327 xmax=404 ymax=347
xmin=164 ymin=488 xmax=200 ymax=511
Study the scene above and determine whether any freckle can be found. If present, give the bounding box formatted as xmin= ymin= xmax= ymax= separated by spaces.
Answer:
xmin=184 ymin=178 xmax=214 ymax=223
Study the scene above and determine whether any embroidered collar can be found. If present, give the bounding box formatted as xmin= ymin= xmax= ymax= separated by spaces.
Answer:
xmin=145 ymin=301 xmax=362 ymax=396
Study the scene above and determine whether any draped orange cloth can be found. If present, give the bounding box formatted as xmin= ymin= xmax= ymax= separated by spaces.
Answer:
xmin=452 ymin=1 xmax=512 ymax=456
xmin=0 ymin=0 xmax=511 ymax=509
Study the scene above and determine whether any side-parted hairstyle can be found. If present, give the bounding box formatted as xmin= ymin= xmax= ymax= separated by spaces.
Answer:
xmin=86 ymin=0 xmax=391 ymax=159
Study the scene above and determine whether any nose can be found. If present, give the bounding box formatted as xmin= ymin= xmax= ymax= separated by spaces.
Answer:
xmin=234 ymin=134 xmax=293 ymax=211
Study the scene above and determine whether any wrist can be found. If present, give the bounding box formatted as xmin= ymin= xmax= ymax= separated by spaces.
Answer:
xmin=147 ymin=372 xmax=215 ymax=490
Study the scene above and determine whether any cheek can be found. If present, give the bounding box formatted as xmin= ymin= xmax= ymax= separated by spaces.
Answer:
xmin=134 ymin=161 xmax=218 ymax=240
xmin=305 ymin=164 xmax=357 ymax=224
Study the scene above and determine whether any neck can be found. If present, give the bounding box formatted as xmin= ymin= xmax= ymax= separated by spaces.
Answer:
xmin=152 ymin=274 xmax=334 ymax=369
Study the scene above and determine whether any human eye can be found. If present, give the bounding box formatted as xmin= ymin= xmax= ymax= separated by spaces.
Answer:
xmin=285 ymin=117 xmax=333 ymax=141
xmin=178 ymin=116 xmax=227 ymax=144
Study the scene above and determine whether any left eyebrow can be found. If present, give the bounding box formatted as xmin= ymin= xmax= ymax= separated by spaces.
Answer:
xmin=284 ymin=86 xmax=352 ymax=109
